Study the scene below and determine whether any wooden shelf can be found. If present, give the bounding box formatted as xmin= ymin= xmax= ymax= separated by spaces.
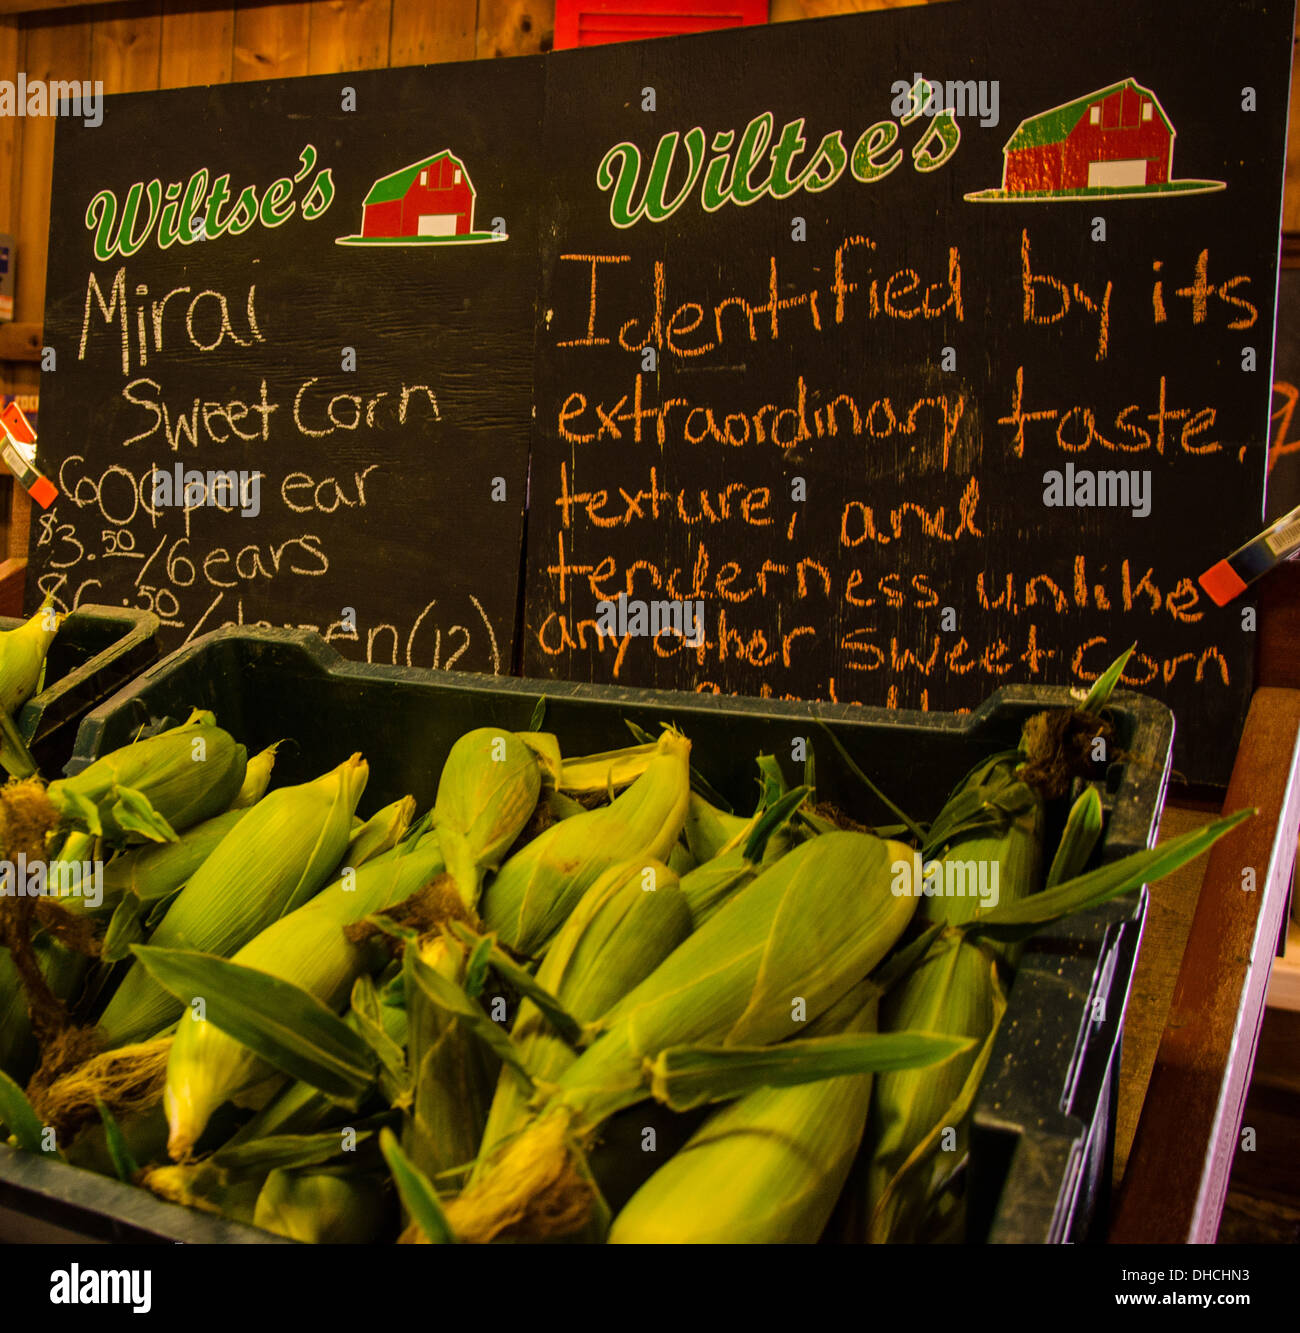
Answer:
xmin=1269 ymin=918 xmax=1300 ymax=1011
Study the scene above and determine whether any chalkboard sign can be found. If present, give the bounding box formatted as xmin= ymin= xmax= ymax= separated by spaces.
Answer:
xmin=31 ymin=0 xmax=1295 ymax=786
xmin=1268 ymin=264 xmax=1300 ymax=522
xmin=522 ymin=0 xmax=1295 ymax=785
xmin=31 ymin=59 xmax=544 ymax=676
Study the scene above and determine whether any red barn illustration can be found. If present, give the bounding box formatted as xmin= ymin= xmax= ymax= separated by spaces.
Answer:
xmin=1001 ymin=79 xmax=1174 ymax=193
xmin=361 ymin=150 xmax=476 ymax=239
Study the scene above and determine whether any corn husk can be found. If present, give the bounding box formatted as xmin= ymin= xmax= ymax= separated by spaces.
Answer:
xmin=480 ymin=728 xmax=691 ymax=956
xmin=865 ymin=932 xmax=1003 ymax=1243
xmin=347 ymin=796 xmax=417 ymax=868
xmin=231 ymin=744 xmax=278 ymax=809
xmin=446 ymin=832 xmax=916 ymax=1242
xmin=254 ymin=1166 xmax=389 ymax=1243
xmin=475 ymin=858 xmax=692 ymax=1169
xmin=83 ymin=808 xmax=249 ymax=917
xmin=433 ymin=728 xmax=542 ymax=906
xmin=99 ymin=754 xmax=368 ymax=1048
xmin=610 ymin=987 xmax=879 ymax=1243
xmin=0 ymin=596 xmax=60 ymax=718
xmin=162 ymin=828 xmax=442 ymax=1159
xmin=47 ymin=711 xmax=247 ymax=844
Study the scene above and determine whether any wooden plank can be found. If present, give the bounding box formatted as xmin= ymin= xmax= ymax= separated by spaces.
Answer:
xmin=0 ymin=323 xmax=42 ymax=361
xmin=233 ymin=1 xmax=309 ymax=82
xmin=1112 ymin=803 xmax=1216 ymax=1183
xmin=771 ymin=0 xmax=940 ymax=20
xmin=1111 ymin=687 xmax=1300 ymax=1243
xmin=1257 ymin=540 xmax=1300 ymax=690
xmin=15 ymin=14 xmax=92 ymax=330
xmin=307 ymin=0 xmax=390 ymax=73
xmin=159 ymin=0 xmax=234 ymax=88
xmin=92 ymin=0 xmax=162 ymax=93
xmin=0 ymin=20 xmax=21 ymax=236
xmin=0 ymin=556 xmax=27 ymax=615
xmin=390 ymin=0 xmax=475 ymax=66
xmin=476 ymin=0 xmax=552 ymax=58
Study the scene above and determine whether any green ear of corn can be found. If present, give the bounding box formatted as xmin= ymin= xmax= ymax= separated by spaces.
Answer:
xmin=475 ymin=858 xmax=692 ymax=1170
xmin=447 ymin=831 xmax=920 ymax=1243
xmin=480 ymin=729 xmax=692 ymax=956
xmin=87 ymin=807 xmax=249 ymax=916
xmin=99 ymin=754 xmax=369 ymax=1048
xmin=161 ymin=828 xmax=442 ymax=1159
xmin=254 ymin=1166 xmax=389 ymax=1243
xmin=560 ymin=832 xmax=919 ymax=1127
xmin=0 ymin=595 xmax=60 ymax=718
xmin=231 ymin=744 xmax=279 ymax=809
xmin=347 ymin=796 xmax=417 ymax=868
xmin=433 ymin=729 xmax=542 ymax=906
xmin=919 ymin=753 xmax=1045 ymax=930
xmin=48 ymin=712 xmax=247 ymax=844
xmin=610 ymin=988 xmax=879 ymax=1244
xmin=866 ymin=932 xmax=1003 ymax=1244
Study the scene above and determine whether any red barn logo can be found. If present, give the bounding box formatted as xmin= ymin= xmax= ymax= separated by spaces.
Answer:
xmin=966 ymin=78 xmax=1225 ymax=202
xmin=336 ymin=150 xmax=508 ymax=246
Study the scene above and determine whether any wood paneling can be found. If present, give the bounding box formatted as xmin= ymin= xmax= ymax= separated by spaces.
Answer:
xmin=308 ymin=0 xmax=388 ymax=72
xmin=159 ymin=0 xmax=234 ymax=87
xmin=476 ymin=0 xmax=550 ymax=58
xmin=389 ymin=0 xmax=474 ymax=66
xmin=91 ymin=0 xmax=162 ymax=92
xmin=233 ymin=2 xmax=308 ymax=81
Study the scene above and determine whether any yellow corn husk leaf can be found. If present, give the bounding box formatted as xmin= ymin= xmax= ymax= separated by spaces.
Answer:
xmin=230 ymin=743 xmax=279 ymax=808
xmin=475 ymin=858 xmax=692 ymax=1170
xmin=0 ymin=595 xmax=61 ymax=718
xmin=480 ymin=728 xmax=691 ymax=956
xmin=347 ymin=795 xmax=417 ymax=868
xmin=921 ymin=754 xmax=1045 ymax=929
xmin=666 ymin=841 xmax=695 ymax=876
xmin=47 ymin=711 xmax=247 ymax=844
xmin=866 ymin=932 xmax=1001 ymax=1243
xmin=433 ymin=728 xmax=542 ymax=907
xmin=82 ymin=808 xmax=249 ymax=917
xmin=405 ymin=931 xmax=498 ymax=1184
xmin=683 ymin=791 xmax=749 ymax=863
xmin=610 ymin=989 xmax=879 ymax=1244
xmin=141 ymin=1158 xmax=263 ymax=1225
xmin=160 ymin=828 xmax=441 ymax=1159
xmin=254 ymin=1166 xmax=389 ymax=1243
xmin=99 ymin=755 xmax=369 ymax=1048
xmin=558 ymin=741 xmax=657 ymax=795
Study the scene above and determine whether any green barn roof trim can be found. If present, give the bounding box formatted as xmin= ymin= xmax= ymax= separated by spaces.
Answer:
xmin=1003 ymin=79 xmax=1174 ymax=153
xmin=363 ymin=150 xmax=472 ymax=205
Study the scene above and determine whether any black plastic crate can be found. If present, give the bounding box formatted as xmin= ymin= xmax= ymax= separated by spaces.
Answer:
xmin=3 ymin=626 xmax=1174 ymax=1244
xmin=1 ymin=604 xmax=160 ymax=780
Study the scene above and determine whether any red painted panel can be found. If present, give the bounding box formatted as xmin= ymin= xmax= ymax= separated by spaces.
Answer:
xmin=554 ymin=0 xmax=768 ymax=49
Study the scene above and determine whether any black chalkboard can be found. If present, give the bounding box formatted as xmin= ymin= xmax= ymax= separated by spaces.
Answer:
xmin=30 ymin=0 xmax=1295 ymax=786
xmin=522 ymin=0 xmax=1295 ymax=786
xmin=31 ymin=58 xmax=545 ymax=676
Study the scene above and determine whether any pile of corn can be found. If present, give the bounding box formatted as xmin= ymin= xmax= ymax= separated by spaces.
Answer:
xmin=0 ymin=654 xmax=1249 ymax=1243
